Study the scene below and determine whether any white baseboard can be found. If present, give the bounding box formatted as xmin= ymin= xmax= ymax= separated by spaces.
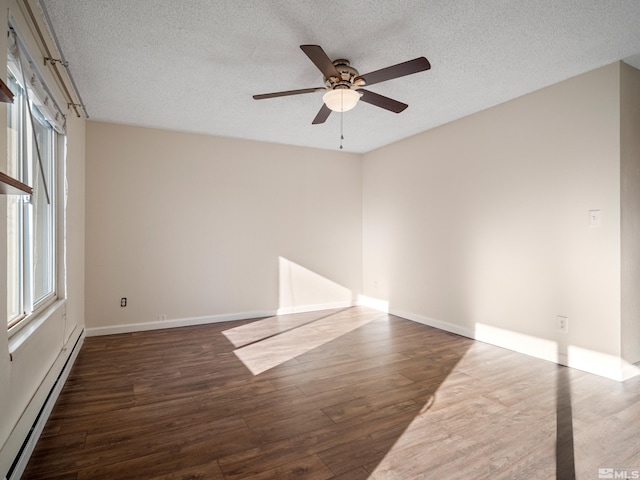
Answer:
xmin=85 ymin=310 xmax=278 ymax=337
xmin=474 ymin=322 xmax=561 ymax=365
xmin=357 ymin=295 xmax=390 ymax=312
xmin=389 ymin=308 xmax=475 ymax=339
xmin=87 ymin=303 xmax=640 ymax=382
xmin=622 ymin=360 xmax=640 ymax=381
xmin=566 ymin=346 xmax=640 ymax=381
xmin=387 ymin=308 xmax=639 ymax=382
xmin=87 ymin=302 xmax=365 ymax=337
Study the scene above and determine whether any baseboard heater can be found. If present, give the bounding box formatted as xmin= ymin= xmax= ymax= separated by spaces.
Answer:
xmin=6 ymin=330 xmax=84 ymax=480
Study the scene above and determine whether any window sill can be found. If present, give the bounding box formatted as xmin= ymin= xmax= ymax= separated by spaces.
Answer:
xmin=8 ymin=299 xmax=66 ymax=352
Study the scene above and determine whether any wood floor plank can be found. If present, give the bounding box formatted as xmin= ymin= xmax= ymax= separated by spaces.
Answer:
xmin=329 ymin=466 xmax=370 ymax=480
xmin=218 ymin=396 xmax=436 ymax=479
xmin=238 ymin=454 xmax=333 ymax=480
xmin=22 ymin=306 xmax=640 ymax=479
xmin=148 ymin=459 xmax=225 ymax=480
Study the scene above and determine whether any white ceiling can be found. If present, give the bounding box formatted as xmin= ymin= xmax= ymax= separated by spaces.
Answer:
xmin=39 ymin=0 xmax=640 ymax=153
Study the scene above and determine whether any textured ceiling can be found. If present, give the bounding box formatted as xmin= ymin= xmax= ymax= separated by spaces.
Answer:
xmin=39 ymin=0 xmax=640 ymax=153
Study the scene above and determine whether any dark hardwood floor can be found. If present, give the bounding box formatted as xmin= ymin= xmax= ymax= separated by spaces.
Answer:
xmin=22 ymin=307 xmax=640 ymax=479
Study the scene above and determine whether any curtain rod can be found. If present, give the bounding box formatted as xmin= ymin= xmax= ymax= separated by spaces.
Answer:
xmin=24 ymin=0 xmax=89 ymax=119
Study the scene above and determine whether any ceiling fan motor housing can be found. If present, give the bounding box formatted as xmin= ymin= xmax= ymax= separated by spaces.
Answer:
xmin=324 ymin=59 xmax=364 ymax=89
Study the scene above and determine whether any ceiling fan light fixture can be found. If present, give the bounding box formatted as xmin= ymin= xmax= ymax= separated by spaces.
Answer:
xmin=323 ymin=88 xmax=360 ymax=112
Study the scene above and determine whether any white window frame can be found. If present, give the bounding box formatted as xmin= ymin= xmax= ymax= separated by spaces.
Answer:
xmin=7 ymin=46 xmax=62 ymax=334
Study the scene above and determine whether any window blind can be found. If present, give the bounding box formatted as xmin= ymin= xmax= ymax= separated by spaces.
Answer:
xmin=7 ymin=28 xmax=67 ymax=134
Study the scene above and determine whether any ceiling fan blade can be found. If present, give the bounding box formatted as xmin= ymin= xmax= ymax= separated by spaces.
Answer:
xmin=357 ymin=89 xmax=408 ymax=113
xmin=356 ymin=57 xmax=431 ymax=87
xmin=312 ymin=104 xmax=332 ymax=124
xmin=300 ymin=45 xmax=341 ymax=80
xmin=253 ymin=87 xmax=325 ymax=100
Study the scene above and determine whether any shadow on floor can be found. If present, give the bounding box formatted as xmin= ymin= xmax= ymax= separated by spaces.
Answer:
xmin=556 ymin=364 xmax=576 ymax=479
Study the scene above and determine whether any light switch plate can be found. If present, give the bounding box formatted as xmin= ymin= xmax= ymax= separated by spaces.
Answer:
xmin=557 ymin=315 xmax=568 ymax=333
xmin=588 ymin=209 xmax=602 ymax=227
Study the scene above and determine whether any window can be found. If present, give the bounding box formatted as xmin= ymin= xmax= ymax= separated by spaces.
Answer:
xmin=7 ymin=67 xmax=57 ymax=329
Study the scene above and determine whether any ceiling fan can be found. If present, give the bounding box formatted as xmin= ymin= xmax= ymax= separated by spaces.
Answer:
xmin=253 ymin=45 xmax=431 ymax=124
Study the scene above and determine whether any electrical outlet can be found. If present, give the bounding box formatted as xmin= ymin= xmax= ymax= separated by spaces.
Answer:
xmin=557 ymin=315 xmax=568 ymax=333
xmin=121 ymin=297 xmax=127 ymax=307
xmin=158 ymin=314 xmax=167 ymax=321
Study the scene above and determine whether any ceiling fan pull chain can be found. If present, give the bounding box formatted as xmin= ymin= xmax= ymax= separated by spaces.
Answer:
xmin=340 ymin=90 xmax=344 ymax=150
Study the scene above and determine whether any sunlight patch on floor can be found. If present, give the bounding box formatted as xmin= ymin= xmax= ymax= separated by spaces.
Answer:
xmin=222 ymin=310 xmax=344 ymax=348
xmin=368 ymin=346 xmax=558 ymax=479
xmin=230 ymin=308 xmax=382 ymax=375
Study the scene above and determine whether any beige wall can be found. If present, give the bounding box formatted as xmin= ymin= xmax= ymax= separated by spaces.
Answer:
xmin=363 ymin=63 xmax=627 ymax=378
xmin=83 ymin=62 xmax=638 ymax=379
xmin=85 ymin=122 xmax=362 ymax=331
xmin=621 ymin=62 xmax=640 ymax=365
